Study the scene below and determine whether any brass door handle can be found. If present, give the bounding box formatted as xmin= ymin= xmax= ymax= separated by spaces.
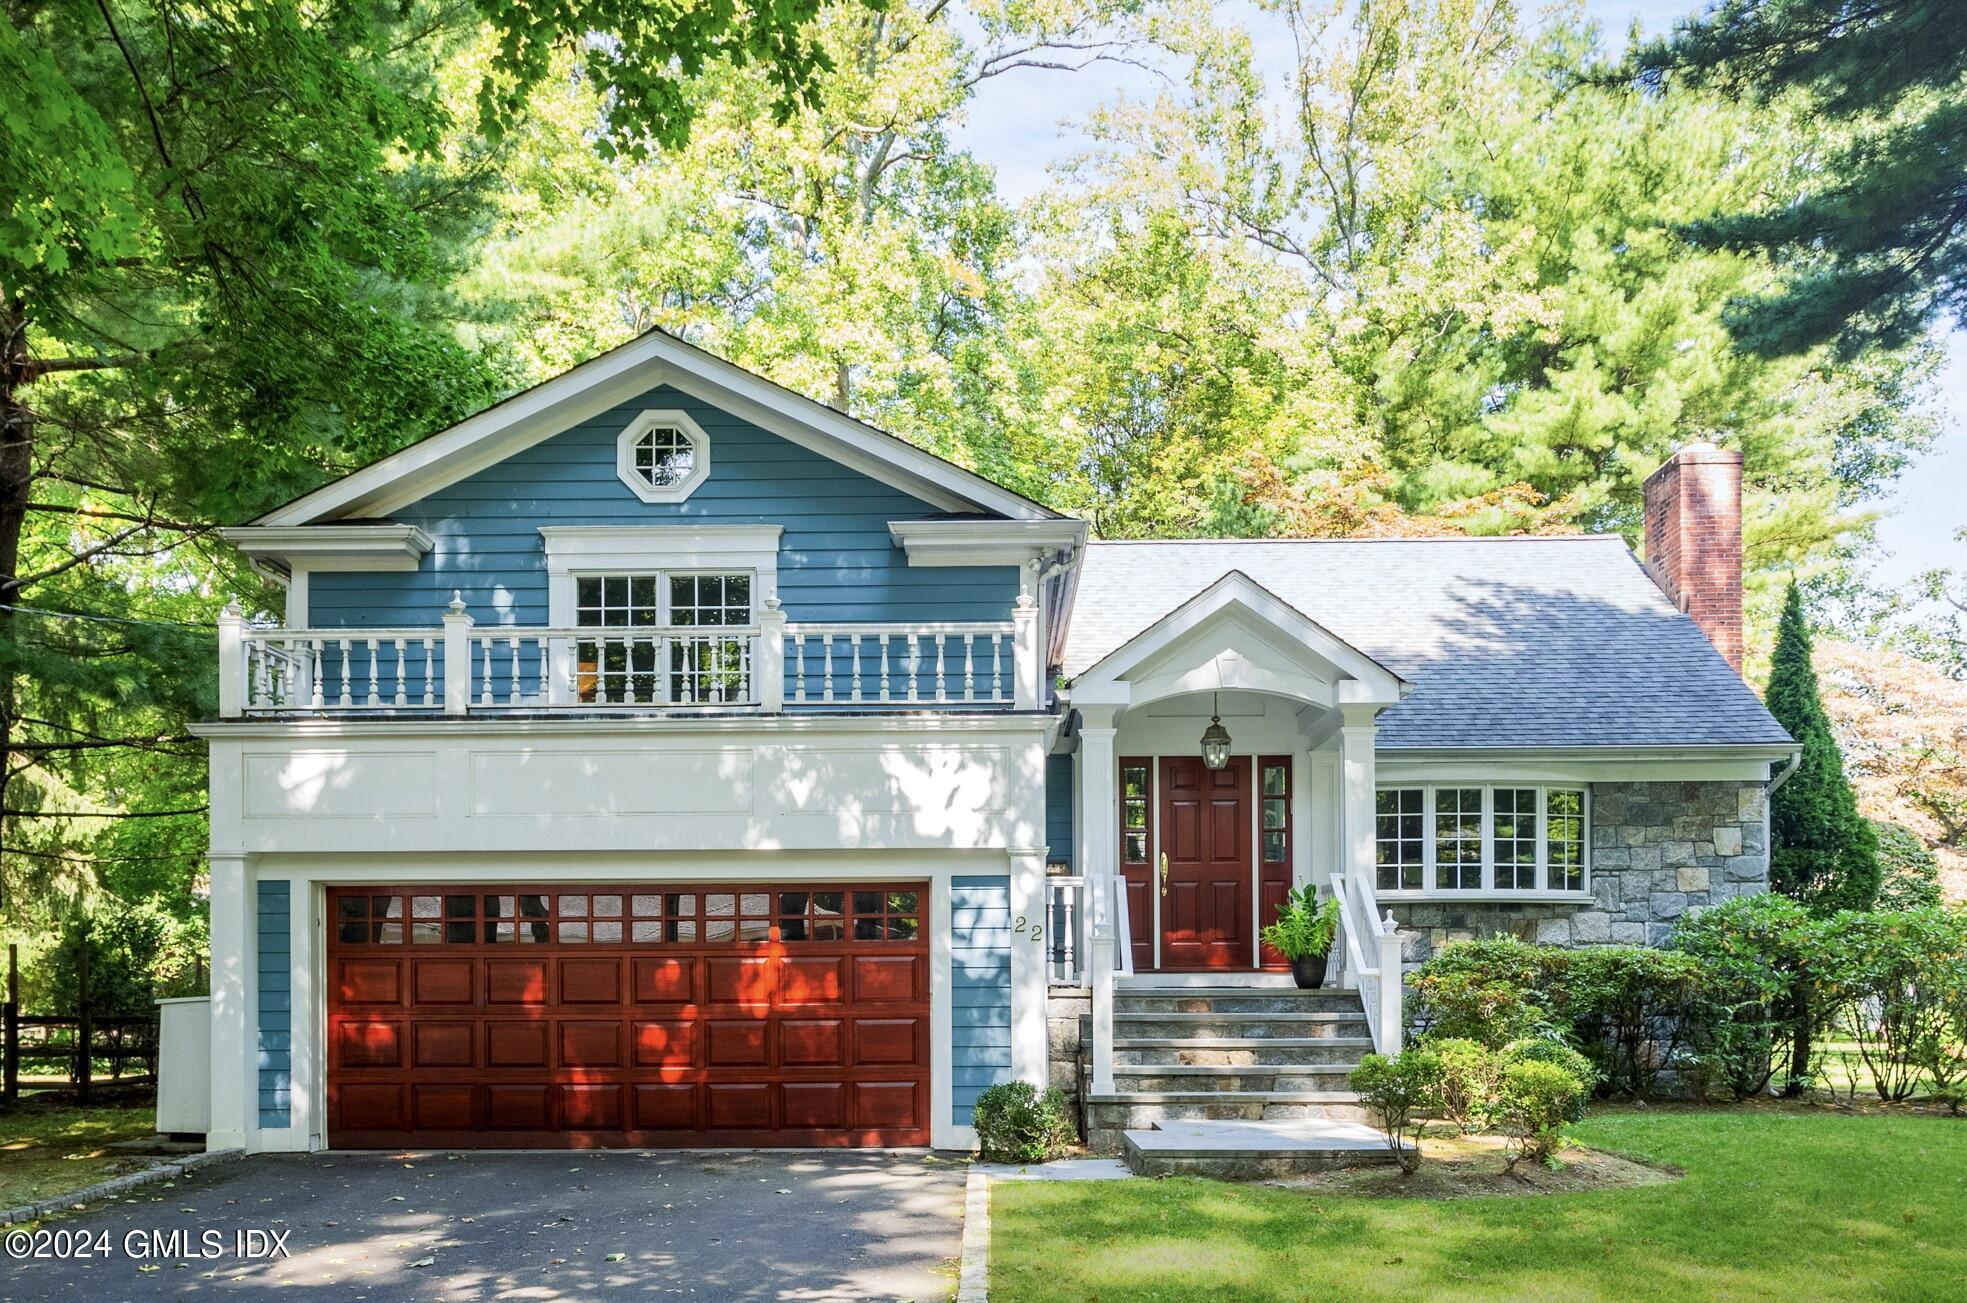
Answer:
xmin=1159 ymin=851 xmax=1169 ymax=897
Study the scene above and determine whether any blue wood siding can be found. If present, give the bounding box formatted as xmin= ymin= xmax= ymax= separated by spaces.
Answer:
xmin=309 ymin=384 xmax=1019 ymax=631
xmin=1046 ymin=753 xmax=1074 ymax=867
xmin=950 ymin=874 xmax=1013 ymax=1126
xmin=257 ymin=881 xmax=292 ymax=1128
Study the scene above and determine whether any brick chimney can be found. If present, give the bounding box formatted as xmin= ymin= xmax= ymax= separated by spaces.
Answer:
xmin=1643 ymin=441 xmax=1744 ymax=672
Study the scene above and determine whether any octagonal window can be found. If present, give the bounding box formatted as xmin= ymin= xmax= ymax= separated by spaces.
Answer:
xmin=615 ymin=410 xmax=710 ymax=503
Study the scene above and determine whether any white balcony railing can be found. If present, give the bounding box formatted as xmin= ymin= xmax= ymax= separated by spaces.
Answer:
xmin=784 ymin=623 xmax=1015 ymax=706
xmin=217 ymin=594 xmax=1041 ymax=717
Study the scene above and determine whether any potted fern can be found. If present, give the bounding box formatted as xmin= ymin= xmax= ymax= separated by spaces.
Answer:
xmin=1261 ymin=885 xmax=1341 ymax=989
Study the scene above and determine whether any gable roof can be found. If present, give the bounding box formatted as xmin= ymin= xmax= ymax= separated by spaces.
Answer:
xmin=253 ymin=329 xmax=1063 ymax=526
xmin=1058 ymin=535 xmax=1794 ymax=751
xmin=1068 ymin=569 xmax=1407 ymax=708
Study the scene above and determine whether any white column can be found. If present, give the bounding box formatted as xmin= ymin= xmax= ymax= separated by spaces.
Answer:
xmin=1007 ymin=849 xmax=1050 ymax=1089
xmin=1012 ymin=593 xmax=1041 ymax=710
xmin=1308 ymin=746 xmax=1340 ymax=892
xmin=206 ymin=853 xmax=254 ymax=1151
xmin=758 ymin=598 xmax=787 ymax=711
xmin=441 ymin=592 xmax=473 ymax=716
xmin=217 ymin=602 xmax=246 ymax=719
xmin=1338 ymin=705 xmax=1379 ymax=902
xmin=1077 ymin=711 xmax=1119 ymax=1094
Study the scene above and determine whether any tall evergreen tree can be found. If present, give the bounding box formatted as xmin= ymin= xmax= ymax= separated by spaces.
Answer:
xmin=1629 ymin=0 xmax=1967 ymax=358
xmin=1766 ymin=581 xmax=1881 ymax=913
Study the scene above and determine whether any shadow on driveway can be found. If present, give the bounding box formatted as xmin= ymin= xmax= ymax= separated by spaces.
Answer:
xmin=1 ymin=1149 xmax=967 ymax=1301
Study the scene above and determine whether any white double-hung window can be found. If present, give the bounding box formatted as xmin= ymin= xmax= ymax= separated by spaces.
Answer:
xmin=540 ymin=526 xmax=780 ymax=707
xmin=1374 ymin=785 xmax=1590 ymax=897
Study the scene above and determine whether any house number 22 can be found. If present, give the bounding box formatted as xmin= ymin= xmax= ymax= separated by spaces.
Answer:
xmin=1012 ymin=914 xmax=1043 ymax=945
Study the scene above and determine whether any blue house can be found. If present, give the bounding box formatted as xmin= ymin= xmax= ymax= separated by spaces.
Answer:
xmin=193 ymin=330 xmax=1795 ymax=1156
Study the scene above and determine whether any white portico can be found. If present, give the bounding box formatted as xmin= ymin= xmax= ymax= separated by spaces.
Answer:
xmin=1052 ymin=571 xmax=1412 ymax=1087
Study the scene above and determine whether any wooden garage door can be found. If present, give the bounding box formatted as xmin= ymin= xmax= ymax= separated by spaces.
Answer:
xmin=326 ymin=884 xmax=929 ymax=1148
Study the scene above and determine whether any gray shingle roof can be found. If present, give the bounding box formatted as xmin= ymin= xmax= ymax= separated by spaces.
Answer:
xmin=1058 ymin=536 xmax=1793 ymax=750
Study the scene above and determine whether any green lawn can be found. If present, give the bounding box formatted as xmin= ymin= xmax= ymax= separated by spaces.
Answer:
xmin=0 ymin=1103 xmax=157 ymax=1209
xmin=992 ymin=1111 xmax=1967 ymax=1302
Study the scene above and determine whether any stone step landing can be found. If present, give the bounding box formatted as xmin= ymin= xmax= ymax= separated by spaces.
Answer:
xmin=1122 ymin=1118 xmax=1406 ymax=1179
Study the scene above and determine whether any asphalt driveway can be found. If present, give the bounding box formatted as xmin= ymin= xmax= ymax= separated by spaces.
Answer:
xmin=0 ymin=1149 xmax=967 ymax=1302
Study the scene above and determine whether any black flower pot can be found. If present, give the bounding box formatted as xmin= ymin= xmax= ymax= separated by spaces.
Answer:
xmin=1291 ymin=953 xmax=1329 ymax=990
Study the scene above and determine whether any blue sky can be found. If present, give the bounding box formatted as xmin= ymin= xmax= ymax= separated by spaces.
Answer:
xmin=946 ymin=0 xmax=1967 ymax=588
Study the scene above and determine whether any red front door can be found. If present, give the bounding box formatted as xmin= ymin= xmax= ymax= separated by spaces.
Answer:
xmin=1158 ymin=757 xmax=1252 ymax=969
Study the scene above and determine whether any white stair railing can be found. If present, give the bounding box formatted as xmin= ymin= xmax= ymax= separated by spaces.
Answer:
xmin=1334 ymin=868 xmax=1404 ymax=1055
xmin=1044 ymin=876 xmax=1087 ymax=985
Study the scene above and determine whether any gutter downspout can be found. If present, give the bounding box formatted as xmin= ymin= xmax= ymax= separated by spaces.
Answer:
xmin=1767 ymin=748 xmax=1802 ymax=796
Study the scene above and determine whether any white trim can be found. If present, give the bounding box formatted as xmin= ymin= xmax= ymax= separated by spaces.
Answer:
xmin=1373 ymin=781 xmax=1592 ymax=900
xmin=539 ymin=525 xmax=783 ymax=628
xmin=253 ymin=332 xmax=1061 ymax=526
xmin=614 ymin=409 xmax=710 ymax=504
xmin=1066 ymin=570 xmax=1407 ymax=709
xmin=190 ymin=711 xmax=1050 ymax=741
xmin=889 ymin=519 xmax=1087 ymax=568
xmin=220 ymin=524 xmax=432 ymax=572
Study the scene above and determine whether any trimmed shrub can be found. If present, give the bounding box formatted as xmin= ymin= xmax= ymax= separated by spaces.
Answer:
xmin=1496 ymin=1059 xmax=1589 ymax=1170
xmin=1407 ymin=938 xmax=1563 ymax=1047
xmin=1809 ymin=906 xmax=1967 ymax=1102
xmin=1430 ymin=1037 xmax=1501 ymax=1133
xmin=1348 ymin=1049 xmax=1443 ymax=1174
xmin=973 ymin=1081 xmax=1075 ymax=1163
xmin=1500 ymin=1038 xmax=1596 ymax=1121
xmin=1671 ymin=893 xmax=1816 ymax=1100
xmin=1553 ymin=946 xmax=1704 ymax=1099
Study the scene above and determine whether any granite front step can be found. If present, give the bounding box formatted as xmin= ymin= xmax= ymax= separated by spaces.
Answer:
xmin=1113 ymin=990 xmax=1365 ymax=1015
xmin=1092 ymin=1012 xmax=1372 ymax=1040
xmin=1110 ymin=1036 xmax=1375 ymax=1067
xmin=1122 ymin=1119 xmax=1403 ymax=1179
xmin=1101 ymin=1065 xmax=1361 ymax=1094
xmin=1082 ymin=1092 xmax=1372 ymax=1152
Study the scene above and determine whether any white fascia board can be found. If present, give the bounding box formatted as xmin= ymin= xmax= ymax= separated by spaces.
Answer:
xmin=888 ymin=519 xmax=1088 ymax=568
xmin=256 ymin=331 xmax=1065 ymax=527
xmin=256 ymin=339 xmax=676 ymax=525
xmin=219 ymin=524 xmax=433 ymax=573
xmin=1377 ymin=745 xmax=1797 ymax=784
xmin=645 ymin=338 xmax=1058 ymax=521
xmin=1069 ymin=570 xmax=1408 ymax=704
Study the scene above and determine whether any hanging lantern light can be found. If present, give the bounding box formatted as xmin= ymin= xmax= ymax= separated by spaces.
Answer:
xmin=1200 ymin=692 xmax=1232 ymax=770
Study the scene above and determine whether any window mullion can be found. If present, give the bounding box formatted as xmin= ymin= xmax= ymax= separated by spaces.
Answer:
xmin=1480 ymin=786 xmax=1493 ymax=893
xmin=1536 ymin=786 xmax=1548 ymax=893
xmin=1423 ymin=785 xmax=1436 ymax=894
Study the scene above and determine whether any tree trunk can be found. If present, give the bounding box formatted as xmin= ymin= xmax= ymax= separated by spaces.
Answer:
xmin=0 ymin=294 xmax=36 ymax=890
xmin=1783 ymin=988 xmax=1812 ymax=1096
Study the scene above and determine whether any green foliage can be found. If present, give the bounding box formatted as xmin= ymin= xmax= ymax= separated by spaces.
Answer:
xmin=1807 ymin=906 xmax=1967 ymax=1102
xmin=1500 ymin=1038 xmax=1598 ymax=1122
xmin=1671 ymin=893 xmax=1817 ymax=1099
xmin=470 ymin=0 xmax=852 ymax=155
xmin=1553 ymin=946 xmax=1706 ymax=1099
xmin=47 ymin=897 xmax=206 ymax=1020
xmin=1495 ymin=1059 xmax=1590 ymax=1171
xmin=1257 ymin=886 xmax=1338 ymax=961
xmin=1767 ymin=583 xmax=1881 ymax=914
xmin=1630 ymin=0 xmax=1967 ymax=359
xmin=1426 ymin=1037 xmax=1500 ymax=1134
xmin=1347 ymin=1049 xmax=1442 ymax=1174
xmin=1407 ymin=937 xmax=1562 ymax=1047
xmin=1873 ymin=820 xmax=1945 ymax=911
xmin=972 ymin=1080 xmax=1075 ymax=1164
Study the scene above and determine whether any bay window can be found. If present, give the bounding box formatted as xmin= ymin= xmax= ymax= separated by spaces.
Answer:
xmin=1375 ymin=785 xmax=1590 ymax=895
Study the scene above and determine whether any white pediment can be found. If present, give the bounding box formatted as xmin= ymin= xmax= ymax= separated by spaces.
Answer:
xmin=1065 ymin=570 xmax=1407 ymax=710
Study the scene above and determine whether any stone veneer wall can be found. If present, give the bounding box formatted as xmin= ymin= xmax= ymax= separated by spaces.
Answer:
xmin=1389 ymin=780 xmax=1769 ymax=965
xmin=1046 ymin=989 xmax=1089 ymax=1127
